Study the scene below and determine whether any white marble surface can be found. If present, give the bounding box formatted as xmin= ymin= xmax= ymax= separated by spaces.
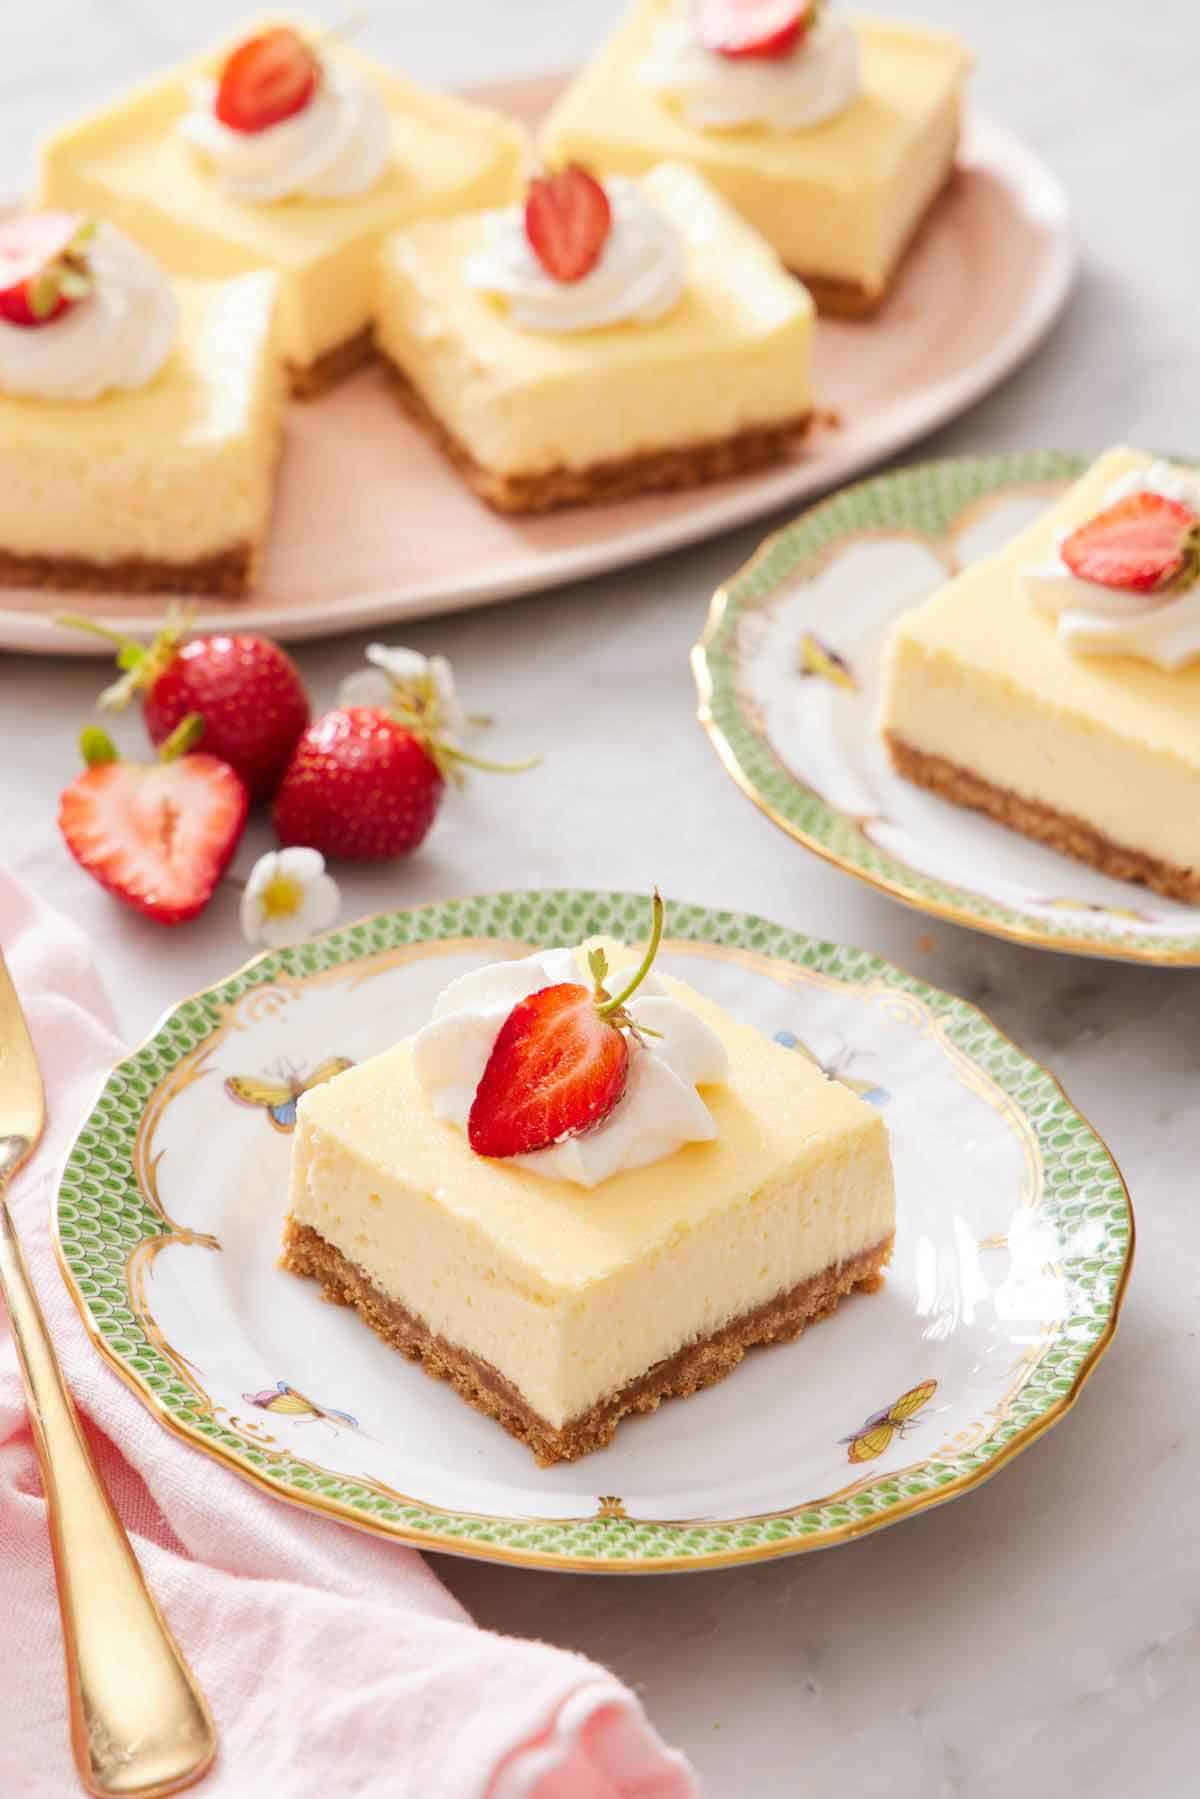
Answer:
xmin=3 ymin=3 xmax=1200 ymax=1794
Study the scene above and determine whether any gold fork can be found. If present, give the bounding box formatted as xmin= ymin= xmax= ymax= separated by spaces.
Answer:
xmin=0 ymin=952 xmax=215 ymax=1797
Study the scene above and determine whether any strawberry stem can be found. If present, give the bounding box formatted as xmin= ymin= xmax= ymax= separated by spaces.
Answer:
xmin=439 ymin=743 xmax=542 ymax=777
xmin=80 ymin=725 xmax=119 ymax=767
xmin=56 ymin=612 xmax=141 ymax=654
xmin=158 ymin=713 xmax=205 ymax=761
xmin=596 ymin=890 xmax=665 ymax=1019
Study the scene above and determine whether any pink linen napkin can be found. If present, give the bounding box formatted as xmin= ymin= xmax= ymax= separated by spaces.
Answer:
xmin=0 ymin=870 xmax=699 ymax=1799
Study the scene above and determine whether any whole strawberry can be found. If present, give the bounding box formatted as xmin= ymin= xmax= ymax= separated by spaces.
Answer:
xmin=62 ymin=610 xmax=309 ymax=800
xmin=273 ymin=645 xmax=538 ymax=860
xmin=273 ymin=707 xmax=445 ymax=860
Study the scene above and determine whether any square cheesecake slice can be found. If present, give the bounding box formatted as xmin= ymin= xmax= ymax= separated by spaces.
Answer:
xmin=880 ymin=447 xmax=1200 ymax=901
xmin=539 ymin=2 xmax=969 ymax=317
xmin=39 ymin=19 xmax=524 ymax=395
xmin=0 ymin=266 xmax=282 ymax=597
xmin=374 ymin=161 xmax=815 ymax=514
xmin=283 ymin=958 xmax=894 ymax=1464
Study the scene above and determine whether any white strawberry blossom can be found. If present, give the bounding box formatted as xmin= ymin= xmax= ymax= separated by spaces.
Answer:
xmin=240 ymin=848 xmax=340 ymax=949
xmin=337 ymin=645 xmax=466 ymax=741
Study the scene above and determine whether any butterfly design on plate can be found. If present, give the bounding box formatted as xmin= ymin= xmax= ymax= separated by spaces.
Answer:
xmin=1036 ymin=898 xmax=1152 ymax=923
xmin=773 ymin=1031 xmax=890 ymax=1107
xmin=242 ymin=1381 xmax=359 ymax=1431
xmin=225 ymin=1057 xmax=353 ymax=1132
xmin=842 ymin=1380 xmax=938 ymax=1464
xmin=797 ymin=630 xmax=856 ymax=692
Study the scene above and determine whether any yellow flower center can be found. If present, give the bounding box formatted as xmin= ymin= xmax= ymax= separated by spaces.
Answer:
xmin=260 ymin=873 xmax=304 ymax=920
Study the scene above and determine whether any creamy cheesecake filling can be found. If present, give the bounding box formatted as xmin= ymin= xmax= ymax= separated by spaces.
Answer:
xmin=0 ymin=270 xmax=281 ymax=565
xmin=375 ymin=162 xmax=813 ymax=480
xmin=883 ymin=642 xmax=1200 ymax=877
xmin=289 ymin=1110 xmax=894 ymax=1430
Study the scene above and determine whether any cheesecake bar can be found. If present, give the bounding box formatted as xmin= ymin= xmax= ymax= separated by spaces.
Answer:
xmin=539 ymin=2 xmax=970 ymax=317
xmin=282 ymin=945 xmax=894 ymax=1464
xmin=0 ymin=219 xmax=282 ymax=597
xmin=39 ymin=19 xmax=524 ymax=394
xmin=881 ymin=447 xmax=1200 ymax=901
xmin=374 ymin=161 xmax=814 ymax=514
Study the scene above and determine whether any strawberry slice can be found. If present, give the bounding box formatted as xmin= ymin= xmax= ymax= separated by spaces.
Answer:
xmin=468 ymin=892 xmax=666 ymax=1159
xmin=215 ymin=27 xmax=320 ymax=134
xmin=58 ymin=719 xmax=248 ymax=925
xmin=692 ymin=0 xmax=814 ymax=59
xmin=0 ymin=212 xmax=94 ymax=328
xmin=524 ymin=165 xmax=612 ymax=284
xmin=468 ymin=982 xmax=630 ymax=1157
xmin=1060 ymin=491 xmax=1200 ymax=594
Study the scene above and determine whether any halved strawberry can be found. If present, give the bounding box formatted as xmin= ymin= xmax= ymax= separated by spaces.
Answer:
xmin=468 ymin=892 xmax=665 ymax=1159
xmin=524 ymin=165 xmax=612 ymax=284
xmin=58 ymin=718 xmax=248 ymax=925
xmin=1060 ymin=491 xmax=1200 ymax=594
xmin=215 ymin=27 xmax=320 ymax=134
xmin=0 ymin=213 xmax=94 ymax=328
xmin=692 ymin=0 xmax=814 ymax=59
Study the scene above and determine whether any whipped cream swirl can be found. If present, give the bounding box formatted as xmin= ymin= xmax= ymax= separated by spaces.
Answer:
xmin=0 ymin=224 xmax=177 ymax=403
xmin=463 ymin=177 xmax=686 ymax=333
xmin=177 ymin=58 xmax=391 ymax=203
xmin=412 ymin=947 xmax=729 ymax=1188
xmin=638 ymin=3 xmax=861 ymax=131
xmin=1024 ymin=461 xmax=1200 ymax=671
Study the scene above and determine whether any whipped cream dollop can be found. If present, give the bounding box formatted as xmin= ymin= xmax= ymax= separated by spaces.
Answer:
xmin=1024 ymin=461 xmax=1200 ymax=671
xmin=638 ymin=3 xmax=861 ymax=131
xmin=412 ymin=947 xmax=729 ymax=1188
xmin=177 ymin=58 xmax=391 ymax=203
xmin=0 ymin=224 xmax=177 ymax=403
xmin=463 ymin=177 xmax=686 ymax=333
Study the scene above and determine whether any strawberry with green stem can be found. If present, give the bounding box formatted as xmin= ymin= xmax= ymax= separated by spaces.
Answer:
xmin=58 ymin=716 xmax=249 ymax=925
xmin=1060 ymin=491 xmax=1200 ymax=594
xmin=468 ymin=891 xmax=666 ymax=1158
xmin=0 ymin=214 xmax=96 ymax=328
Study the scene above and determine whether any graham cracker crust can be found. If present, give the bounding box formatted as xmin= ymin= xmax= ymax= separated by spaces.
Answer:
xmin=792 ymin=163 xmax=960 ymax=320
xmin=381 ymin=358 xmax=812 ymax=516
xmin=287 ymin=326 xmax=376 ymax=399
xmin=886 ymin=733 xmax=1200 ymax=904
xmin=0 ymin=542 xmax=254 ymax=598
xmin=281 ymin=1216 xmax=894 ymax=1465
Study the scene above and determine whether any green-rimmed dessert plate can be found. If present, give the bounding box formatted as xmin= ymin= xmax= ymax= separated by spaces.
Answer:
xmin=55 ymin=890 xmax=1132 ymax=1572
xmin=693 ymin=452 xmax=1200 ymax=965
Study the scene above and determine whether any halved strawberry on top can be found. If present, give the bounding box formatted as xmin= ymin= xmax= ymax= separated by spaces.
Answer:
xmin=468 ymin=892 xmax=665 ymax=1158
xmin=215 ymin=26 xmax=321 ymax=134
xmin=524 ymin=164 xmax=612 ymax=284
xmin=0 ymin=213 xmax=95 ymax=329
xmin=1060 ymin=491 xmax=1200 ymax=594
xmin=692 ymin=0 xmax=816 ymax=60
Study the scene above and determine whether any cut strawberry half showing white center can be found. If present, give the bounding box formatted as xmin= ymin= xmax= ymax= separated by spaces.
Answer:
xmin=691 ymin=0 xmax=814 ymax=60
xmin=1060 ymin=490 xmax=1200 ymax=594
xmin=214 ymin=26 xmax=321 ymax=134
xmin=524 ymin=165 xmax=613 ymax=284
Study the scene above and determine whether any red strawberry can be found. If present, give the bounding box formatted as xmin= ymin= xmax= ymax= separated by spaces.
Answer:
xmin=0 ymin=213 xmax=95 ymax=328
xmin=215 ymin=26 xmax=320 ymax=134
xmin=62 ymin=613 xmax=310 ymax=800
xmin=273 ymin=708 xmax=445 ymax=860
xmin=692 ymin=0 xmax=813 ymax=59
xmin=58 ymin=718 xmax=248 ymax=926
xmin=468 ymin=894 xmax=665 ymax=1159
xmin=525 ymin=166 xmax=612 ymax=284
xmin=1060 ymin=491 xmax=1200 ymax=594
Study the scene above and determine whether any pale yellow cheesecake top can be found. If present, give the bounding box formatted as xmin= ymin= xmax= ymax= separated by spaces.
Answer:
xmin=540 ymin=4 xmax=969 ymax=285
xmin=374 ymin=161 xmax=814 ymax=475
xmin=39 ymin=20 xmax=525 ymax=365
xmin=293 ymin=967 xmax=885 ymax=1299
xmin=0 ymin=270 xmax=282 ymax=563
xmin=884 ymin=448 xmax=1200 ymax=768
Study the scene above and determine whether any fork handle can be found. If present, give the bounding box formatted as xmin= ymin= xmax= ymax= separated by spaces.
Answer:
xmin=0 ymin=1194 xmax=215 ymax=1797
